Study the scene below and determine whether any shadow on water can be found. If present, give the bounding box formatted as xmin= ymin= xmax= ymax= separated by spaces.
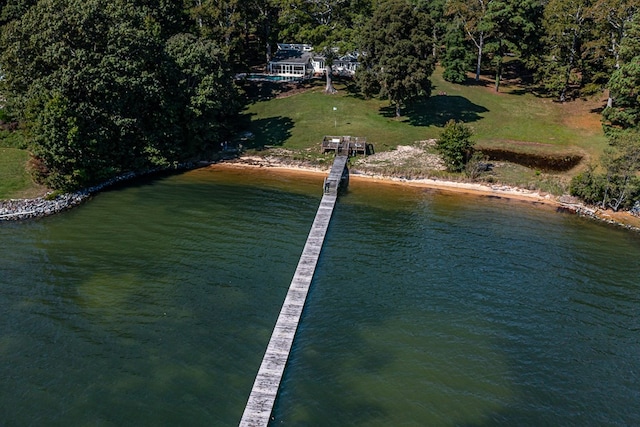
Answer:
xmin=379 ymin=95 xmax=489 ymax=127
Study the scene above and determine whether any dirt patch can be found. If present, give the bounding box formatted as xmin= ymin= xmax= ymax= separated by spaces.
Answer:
xmin=559 ymin=93 xmax=607 ymax=134
xmin=353 ymin=140 xmax=445 ymax=174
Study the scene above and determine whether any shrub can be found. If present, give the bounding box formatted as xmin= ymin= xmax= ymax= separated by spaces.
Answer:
xmin=436 ymin=120 xmax=475 ymax=172
xmin=569 ymin=166 xmax=605 ymax=205
xmin=465 ymin=152 xmax=489 ymax=180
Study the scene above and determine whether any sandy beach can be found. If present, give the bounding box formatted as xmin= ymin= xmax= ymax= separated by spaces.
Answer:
xmin=211 ymin=156 xmax=640 ymax=232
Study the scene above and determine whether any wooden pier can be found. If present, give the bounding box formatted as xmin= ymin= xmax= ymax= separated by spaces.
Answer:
xmin=239 ymin=155 xmax=349 ymax=426
xmin=321 ymin=135 xmax=371 ymax=156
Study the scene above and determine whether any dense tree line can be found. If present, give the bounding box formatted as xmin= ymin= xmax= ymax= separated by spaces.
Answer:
xmin=0 ymin=0 xmax=242 ymax=190
xmin=1 ymin=0 xmax=639 ymax=200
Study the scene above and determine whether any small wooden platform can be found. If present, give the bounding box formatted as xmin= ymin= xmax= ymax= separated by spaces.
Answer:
xmin=239 ymin=156 xmax=349 ymax=426
xmin=321 ymin=136 xmax=370 ymax=156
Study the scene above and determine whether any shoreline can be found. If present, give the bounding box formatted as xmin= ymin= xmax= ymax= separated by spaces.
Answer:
xmin=217 ymin=156 xmax=559 ymax=205
xmin=0 ymin=163 xmax=197 ymax=221
xmin=217 ymin=156 xmax=640 ymax=232
xmin=2 ymin=155 xmax=640 ymax=232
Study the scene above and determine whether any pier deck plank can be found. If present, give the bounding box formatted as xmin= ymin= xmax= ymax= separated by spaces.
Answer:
xmin=239 ymin=156 xmax=348 ymax=426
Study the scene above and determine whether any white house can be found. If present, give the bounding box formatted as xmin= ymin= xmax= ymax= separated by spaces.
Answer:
xmin=311 ymin=56 xmax=325 ymax=74
xmin=267 ymin=44 xmax=314 ymax=78
xmin=268 ymin=44 xmax=359 ymax=78
xmin=333 ymin=53 xmax=359 ymax=76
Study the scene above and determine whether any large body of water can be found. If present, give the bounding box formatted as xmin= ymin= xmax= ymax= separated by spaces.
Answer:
xmin=1 ymin=166 xmax=639 ymax=426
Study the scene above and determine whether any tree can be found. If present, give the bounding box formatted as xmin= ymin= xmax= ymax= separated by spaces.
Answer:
xmin=356 ymin=0 xmax=435 ymax=116
xmin=541 ymin=0 xmax=594 ymax=102
xmin=445 ymin=0 xmax=494 ymax=82
xmin=412 ymin=0 xmax=448 ymax=59
xmin=445 ymin=0 xmax=542 ymax=90
xmin=442 ymin=22 xmax=471 ymax=83
xmin=602 ymin=13 xmax=640 ymax=137
xmin=0 ymin=0 xmax=240 ymax=190
xmin=165 ymin=33 xmax=242 ymax=156
xmin=588 ymin=0 xmax=640 ymax=104
xmin=602 ymin=58 xmax=640 ymax=137
xmin=570 ymin=133 xmax=640 ymax=211
xmin=483 ymin=0 xmax=542 ymax=92
xmin=600 ymin=134 xmax=640 ymax=211
xmin=0 ymin=0 xmax=37 ymax=26
xmin=617 ymin=9 xmax=640 ymax=63
xmin=436 ymin=120 xmax=475 ymax=172
xmin=569 ymin=165 xmax=607 ymax=205
xmin=273 ymin=0 xmax=355 ymax=93
xmin=183 ymin=0 xmax=263 ymax=69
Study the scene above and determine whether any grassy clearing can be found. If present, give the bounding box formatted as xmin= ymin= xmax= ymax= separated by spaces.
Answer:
xmin=0 ymin=127 xmax=46 ymax=199
xmin=0 ymin=68 xmax=609 ymax=200
xmin=0 ymin=147 xmax=41 ymax=199
xmin=243 ymin=67 xmax=608 ymax=161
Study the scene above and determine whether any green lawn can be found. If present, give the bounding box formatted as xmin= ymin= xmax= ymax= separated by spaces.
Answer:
xmin=0 ymin=147 xmax=40 ymax=199
xmin=243 ymin=68 xmax=608 ymax=159
xmin=0 ymin=68 xmax=610 ymax=200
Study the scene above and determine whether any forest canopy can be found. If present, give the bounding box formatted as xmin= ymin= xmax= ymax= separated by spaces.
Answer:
xmin=1 ymin=0 xmax=639 ymax=196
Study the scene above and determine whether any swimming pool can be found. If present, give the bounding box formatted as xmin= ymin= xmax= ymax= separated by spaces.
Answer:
xmin=237 ymin=73 xmax=304 ymax=82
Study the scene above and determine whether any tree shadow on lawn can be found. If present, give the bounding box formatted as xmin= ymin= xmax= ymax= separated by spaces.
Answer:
xmin=240 ymin=81 xmax=302 ymax=102
xmin=241 ymin=115 xmax=294 ymax=149
xmin=380 ymin=94 xmax=489 ymax=127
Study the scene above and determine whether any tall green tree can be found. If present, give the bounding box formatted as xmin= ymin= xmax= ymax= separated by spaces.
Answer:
xmin=445 ymin=0 xmax=542 ymax=90
xmin=251 ymin=0 xmax=281 ymax=63
xmin=483 ymin=0 xmax=542 ymax=92
xmin=165 ymin=33 xmax=242 ymax=157
xmin=413 ymin=0 xmax=448 ymax=59
xmin=571 ymin=133 xmax=640 ymax=211
xmin=585 ymin=0 xmax=640 ymax=103
xmin=601 ymin=12 xmax=640 ymax=136
xmin=541 ymin=0 xmax=595 ymax=101
xmin=602 ymin=57 xmax=640 ymax=136
xmin=183 ymin=0 xmax=260 ymax=68
xmin=445 ymin=0 xmax=494 ymax=81
xmin=591 ymin=0 xmax=640 ymax=69
xmin=442 ymin=22 xmax=471 ymax=83
xmin=0 ymin=0 xmax=37 ymax=25
xmin=601 ymin=133 xmax=640 ymax=211
xmin=617 ymin=9 xmax=640 ymax=62
xmin=0 ymin=0 xmax=240 ymax=190
xmin=357 ymin=0 xmax=435 ymax=117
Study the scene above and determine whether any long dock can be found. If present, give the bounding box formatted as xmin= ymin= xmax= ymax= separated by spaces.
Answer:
xmin=239 ymin=155 xmax=349 ymax=426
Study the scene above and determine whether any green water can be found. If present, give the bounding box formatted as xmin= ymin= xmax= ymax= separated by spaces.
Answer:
xmin=1 ymin=167 xmax=639 ymax=426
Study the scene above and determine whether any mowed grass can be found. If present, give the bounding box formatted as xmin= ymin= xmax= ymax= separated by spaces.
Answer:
xmin=0 ymin=147 xmax=40 ymax=199
xmin=244 ymin=67 xmax=608 ymax=159
xmin=0 ymin=68 xmax=609 ymax=200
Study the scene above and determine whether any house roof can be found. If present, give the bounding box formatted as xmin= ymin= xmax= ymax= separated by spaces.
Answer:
xmin=277 ymin=43 xmax=313 ymax=52
xmin=337 ymin=53 xmax=358 ymax=62
xmin=270 ymin=49 xmax=312 ymax=64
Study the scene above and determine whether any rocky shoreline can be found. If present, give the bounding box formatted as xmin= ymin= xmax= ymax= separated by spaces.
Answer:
xmin=0 ymin=192 xmax=89 ymax=221
xmin=556 ymin=203 xmax=640 ymax=233
xmin=0 ymin=163 xmax=199 ymax=221
xmin=2 ymin=157 xmax=640 ymax=234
